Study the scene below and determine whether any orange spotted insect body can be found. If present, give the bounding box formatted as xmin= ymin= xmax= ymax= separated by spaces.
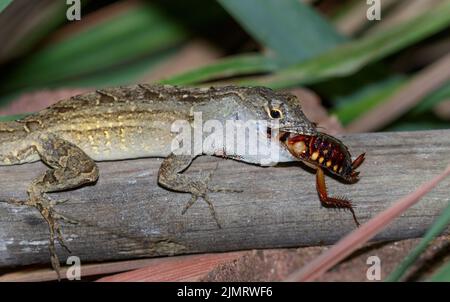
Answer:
xmin=281 ymin=132 xmax=365 ymax=226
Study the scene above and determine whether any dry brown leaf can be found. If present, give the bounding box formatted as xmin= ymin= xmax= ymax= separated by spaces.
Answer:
xmin=140 ymin=39 xmax=223 ymax=83
xmin=366 ymin=0 xmax=445 ymax=35
xmin=433 ymin=99 xmax=450 ymax=120
xmin=0 ymin=258 xmax=175 ymax=282
xmin=0 ymin=252 xmax=243 ymax=282
xmin=97 ymin=252 xmax=245 ymax=282
xmin=333 ymin=0 xmax=398 ymax=36
xmin=0 ymin=88 xmax=91 ymax=116
xmin=392 ymin=37 xmax=450 ymax=72
xmin=47 ymin=0 xmax=141 ymax=45
xmin=287 ymin=88 xmax=344 ymax=135
xmin=346 ymin=52 xmax=450 ymax=133
xmin=0 ymin=0 xmax=64 ymax=62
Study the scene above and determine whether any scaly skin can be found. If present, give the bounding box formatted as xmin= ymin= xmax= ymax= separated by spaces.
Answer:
xmin=0 ymin=84 xmax=317 ymax=278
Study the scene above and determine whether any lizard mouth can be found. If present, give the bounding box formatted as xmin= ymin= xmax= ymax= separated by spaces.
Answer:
xmin=278 ymin=131 xmax=290 ymax=142
xmin=266 ymin=127 xmax=293 ymax=142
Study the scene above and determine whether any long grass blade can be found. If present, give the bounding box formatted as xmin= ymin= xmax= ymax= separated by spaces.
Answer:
xmin=386 ymin=201 xmax=450 ymax=281
xmin=346 ymin=52 xmax=450 ymax=132
xmin=429 ymin=260 xmax=450 ymax=281
xmin=0 ymin=0 xmax=13 ymax=13
xmin=235 ymin=1 xmax=450 ymax=89
xmin=285 ymin=164 xmax=450 ymax=282
xmin=218 ymin=0 xmax=343 ymax=65
xmin=161 ymin=54 xmax=279 ymax=85
xmin=0 ymin=2 xmax=188 ymax=93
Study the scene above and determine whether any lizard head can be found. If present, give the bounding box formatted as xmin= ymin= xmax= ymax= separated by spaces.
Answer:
xmin=213 ymin=86 xmax=319 ymax=165
xmin=196 ymin=85 xmax=318 ymax=165
xmin=238 ymin=86 xmax=317 ymax=136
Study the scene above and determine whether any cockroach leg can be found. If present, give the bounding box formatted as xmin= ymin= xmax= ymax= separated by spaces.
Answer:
xmin=316 ymin=167 xmax=360 ymax=227
xmin=351 ymin=153 xmax=365 ymax=170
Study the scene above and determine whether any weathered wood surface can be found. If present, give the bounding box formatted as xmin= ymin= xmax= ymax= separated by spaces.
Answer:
xmin=1 ymin=130 xmax=450 ymax=268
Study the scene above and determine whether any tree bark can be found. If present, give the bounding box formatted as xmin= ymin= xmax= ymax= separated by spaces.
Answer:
xmin=1 ymin=130 xmax=449 ymax=268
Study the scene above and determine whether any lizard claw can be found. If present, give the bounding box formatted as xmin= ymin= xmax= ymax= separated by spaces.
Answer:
xmin=181 ymin=166 xmax=242 ymax=228
xmin=180 ymin=175 xmax=222 ymax=227
xmin=38 ymin=198 xmax=75 ymax=251
xmin=209 ymin=186 xmax=243 ymax=193
xmin=49 ymin=198 xmax=70 ymax=206
xmin=52 ymin=210 xmax=78 ymax=225
xmin=203 ymin=163 xmax=243 ymax=193
xmin=2 ymin=197 xmax=29 ymax=206
xmin=10 ymin=193 xmax=76 ymax=280
xmin=181 ymin=193 xmax=222 ymax=228
xmin=40 ymin=198 xmax=76 ymax=280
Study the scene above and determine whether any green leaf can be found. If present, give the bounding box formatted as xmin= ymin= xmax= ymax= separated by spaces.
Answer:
xmin=429 ymin=260 xmax=450 ymax=282
xmin=385 ymin=118 xmax=450 ymax=132
xmin=218 ymin=0 xmax=344 ymax=65
xmin=161 ymin=54 xmax=279 ymax=86
xmin=234 ymin=1 xmax=450 ymax=89
xmin=0 ymin=113 xmax=29 ymax=122
xmin=0 ymin=49 xmax=177 ymax=109
xmin=0 ymin=0 xmax=13 ymax=13
xmin=0 ymin=3 xmax=188 ymax=94
xmin=332 ymin=76 xmax=406 ymax=125
xmin=385 ymin=201 xmax=450 ymax=281
xmin=60 ymin=50 xmax=177 ymax=88
xmin=408 ymin=81 xmax=450 ymax=117
xmin=332 ymin=77 xmax=450 ymax=126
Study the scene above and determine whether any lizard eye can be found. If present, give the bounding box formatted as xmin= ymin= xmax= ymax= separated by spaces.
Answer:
xmin=269 ymin=108 xmax=283 ymax=119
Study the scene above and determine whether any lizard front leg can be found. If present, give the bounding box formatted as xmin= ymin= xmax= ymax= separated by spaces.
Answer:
xmin=8 ymin=133 xmax=99 ymax=279
xmin=157 ymin=154 xmax=241 ymax=228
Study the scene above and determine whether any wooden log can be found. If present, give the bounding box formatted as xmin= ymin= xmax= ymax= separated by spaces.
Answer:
xmin=1 ymin=130 xmax=449 ymax=268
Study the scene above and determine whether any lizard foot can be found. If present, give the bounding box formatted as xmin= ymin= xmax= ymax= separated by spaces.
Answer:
xmin=8 ymin=194 xmax=77 ymax=280
xmin=159 ymin=155 xmax=242 ymax=229
xmin=3 ymin=134 xmax=98 ymax=279
xmin=181 ymin=167 xmax=242 ymax=229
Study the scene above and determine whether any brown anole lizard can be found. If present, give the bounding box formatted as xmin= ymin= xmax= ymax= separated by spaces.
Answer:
xmin=0 ymin=84 xmax=317 ymax=277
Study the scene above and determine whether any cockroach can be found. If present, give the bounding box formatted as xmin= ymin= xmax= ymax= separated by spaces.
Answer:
xmin=280 ymin=131 xmax=365 ymax=226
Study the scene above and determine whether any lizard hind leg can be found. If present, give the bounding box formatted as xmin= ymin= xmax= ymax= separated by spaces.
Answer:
xmin=315 ymin=167 xmax=360 ymax=227
xmin=158 ymin=154 xmax=242 ymax=229
xmin=14 ymin=133 xmax=99 ymax=279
